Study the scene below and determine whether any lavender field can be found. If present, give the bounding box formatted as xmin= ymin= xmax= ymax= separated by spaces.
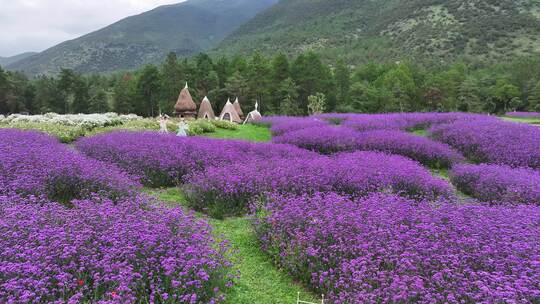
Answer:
xmin=1 ymin=113 xmax=539 ymax=303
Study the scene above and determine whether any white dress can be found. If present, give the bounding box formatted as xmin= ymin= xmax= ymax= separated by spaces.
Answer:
xmin=158 ymin=119 xmax=168 ymax=134
xmin=177 ymin=122 xmax=188 ymax=137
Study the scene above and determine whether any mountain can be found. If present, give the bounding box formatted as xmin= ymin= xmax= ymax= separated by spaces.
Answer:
xmin=217 ymin=0 xmax=540 ymax=64
xmin=0 ymin=52 xmax=37 ymax=67
xmin=7 ymin=0 xmax=278 ymax=76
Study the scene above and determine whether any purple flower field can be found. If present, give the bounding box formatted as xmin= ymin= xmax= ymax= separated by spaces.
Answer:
xmin=451 ymin=164 xmax=540 ymax=205
xmin=184 ymin=151 xmax=452 ymax=218
xmin=76 ymin=131 xmax=315 ymax=187
xmin=254 ymin=192 xmax=540 ymax=303
xmin=0 ymin=194 xmax=232 ymax=303
xmin=3 ymin=112 xmax=540 ymax=303
xmin=430 ymin=118 xmax=540 ymax=169
xmin=0 ymin=129 xmax=138 ymax=203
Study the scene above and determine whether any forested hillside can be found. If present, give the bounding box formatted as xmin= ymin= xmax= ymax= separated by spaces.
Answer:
xmin=218 ymin=0 xmax=540 ymax=64
xmin=6 ymin=0 xmax=277 ymax=76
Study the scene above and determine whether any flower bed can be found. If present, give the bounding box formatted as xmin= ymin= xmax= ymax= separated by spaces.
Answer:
xmin=0 ymin=129 xmax=137 ymax=203
xmin=430 ymin=119 xmax=540 ymax=168
xmin=0 ymin=112 xmax=141 ymax=128
xmin=184 ymin=151 xmax=452 ymax=218
xmin=355 ymin=130 xmax=464 ymax=168
xmin=450 ymin=164 xmax=540 ymax=205
xmin=265 ymin=116 xmax=329 ymax=136
xmin=0 ymin=194 xmax=232 ymax=303
xmin=76 ymin=131 xmax=315 ymax=187
xmin=273 ymin=125 xmax=362 ymax=154
xmin=254 ymin=192 xmax=540 ymax=303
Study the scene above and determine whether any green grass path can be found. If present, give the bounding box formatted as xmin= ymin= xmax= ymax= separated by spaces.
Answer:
xmin=147 ymin=188 xmax=319 ymax=304
xmin=202 ymin=124 xmax=272 ymax=142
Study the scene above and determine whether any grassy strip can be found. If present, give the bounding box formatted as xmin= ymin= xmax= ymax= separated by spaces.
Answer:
xmin=146 ymin=187 xmax=319 ymax=304
xmin=501 ymin=116 xmax=540 ymax=125
xmin=202 ymin=124 xmax=272 ymax=142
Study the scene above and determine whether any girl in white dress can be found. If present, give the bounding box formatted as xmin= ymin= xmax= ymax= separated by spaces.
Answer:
xmin=177 ymin=118 xmax=189 ymax=137
xmin=158 ymin=115 xmax=169 ymax=134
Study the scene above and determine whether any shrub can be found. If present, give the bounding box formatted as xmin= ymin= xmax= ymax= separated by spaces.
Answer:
xmin=254 ymin=192 xmax=540 ymax=303
xmin=0 ymin=129 xmax=137 ymax=204
xmin=184 ymin=151 xmax=452 ymax=218
xmin=430 ymin=118 xmax=540 ymax=168
xmin=355 ymin=130 xmax=464 ymax=168
xmin=211 ymin=119 xmax=238 ymax=130
xmin=273 ymin=125 xmax=362 ymax=154
xmin=188 ymin=119 xmax=217 ymax=135
xmin=450 ymin=164 xmax=540 ymax=205
xmin=0 ymin=121 xmax=87 ymax=143
xmin=0 ymin=194 xmax=232 ymax=303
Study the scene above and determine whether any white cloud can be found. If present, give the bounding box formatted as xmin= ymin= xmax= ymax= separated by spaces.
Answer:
xmin=0 ymin=0 xmax=184 ymax=57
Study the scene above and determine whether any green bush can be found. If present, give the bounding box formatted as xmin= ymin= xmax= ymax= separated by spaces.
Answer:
xmin=211 ymin=120 xmax=238 ymax=130
xmin=0 ymin=122 xmax=86 ymax=143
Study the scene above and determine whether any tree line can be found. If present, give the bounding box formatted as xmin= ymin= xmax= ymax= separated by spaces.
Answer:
xmin=2 ymin=51 xmax=540 ymax=116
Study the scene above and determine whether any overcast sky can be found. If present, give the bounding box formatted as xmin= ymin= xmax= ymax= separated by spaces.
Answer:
xmin=0 ymin=0 xmax=185 ymax=57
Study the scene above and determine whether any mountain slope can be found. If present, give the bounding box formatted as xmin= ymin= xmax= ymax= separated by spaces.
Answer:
xmin=7 ymin=0 xmax=278 ymax=76
xmin=217 ymin=0 xmax=540 ymax=64
xmin=0 ymin=52 xmax=37 ymax=67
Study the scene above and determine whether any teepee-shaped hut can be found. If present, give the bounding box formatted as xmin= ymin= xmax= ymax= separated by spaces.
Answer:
xmin=197 ymin=96 xmax=215 ymax=120
xmin=174 ymin=83 xmax=197 ymax=118
xmin=233 ymin=97 xmax=244 ymax=119
xmin=243 ymin=102 xmax=262 ymax=124
xmin=219 ymin=98 xmax=242 ymax=123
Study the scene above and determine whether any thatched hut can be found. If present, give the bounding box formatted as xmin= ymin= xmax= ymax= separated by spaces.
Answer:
xmin=233 ymin=97 xmax=244 ymax=119
xmin=219 ymin=99 xmax=242 ymax=123
xmin=243 ymin=102 xmax=262 ymax=124
xmin=174 ymin=83 xmax=197 ymax=118
xmin=197 ymin=96 xmax=215 ymax=120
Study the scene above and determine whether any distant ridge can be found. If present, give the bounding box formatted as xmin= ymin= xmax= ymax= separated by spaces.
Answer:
xmin=0 ymin=52 xmax=37 ymax=67
xmin=217 ymin=0 xmax=540 ymax=64
xmin=7 ymin=0 xmax=278 ymax=76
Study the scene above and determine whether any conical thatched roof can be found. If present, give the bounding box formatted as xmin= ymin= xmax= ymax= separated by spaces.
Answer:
xmin=243 ymin=101 xmax=262 ymax=124
xmin=174 ymin=83 xmax=197 ymax=113
xmin=220 ymin=99 xmax=242 ymax=123
xmin=233 ymin=97 xmax=244 ymax=118
xmin=198 ymin=96 xmax=215 ymax=120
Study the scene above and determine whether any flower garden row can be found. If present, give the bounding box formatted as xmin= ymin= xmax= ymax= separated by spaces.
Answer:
xmin=0 ymin=129 xmax=232 ymax=303
xmin=2 ymin=110 xmax=540 ymax=303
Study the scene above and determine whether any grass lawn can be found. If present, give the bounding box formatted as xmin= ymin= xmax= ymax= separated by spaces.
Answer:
xmin=146 ymin=188 xmax=319 ymax=304
xmin=202 ymin=124 xmax=272 ymax=142
xmin=411 ymin=129 xmax=428 ymax=137
xmin=501 ymin=116 xmax=540 ymax=125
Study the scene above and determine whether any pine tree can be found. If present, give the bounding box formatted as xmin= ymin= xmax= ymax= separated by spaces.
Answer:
xmin=528 ymin=80 xmax=540 ymax=111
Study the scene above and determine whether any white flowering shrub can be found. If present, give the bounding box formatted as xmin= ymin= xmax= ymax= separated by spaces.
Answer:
xmin=1 ymin=113 xmax=143 ymax=128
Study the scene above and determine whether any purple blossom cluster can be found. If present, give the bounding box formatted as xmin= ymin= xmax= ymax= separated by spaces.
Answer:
xmin=0 ymin=129 xmax=138 ymax=203
xmin=266 ymin=116 xmax=329 ymax=136
xmin=340 ymin=112 xmax=480 ymax=132
xmin=450 ymin=164 xmax=540 ymax=205
xmin=272 ymin=125 xmax=362 ymax=154
xmin=430 ymin=118 xmax=540 ymax=169
xmin=355 ymin=130 xmax=464 ymax=168
xmin=76 ymin=131 xmax=315 ymax=187
xmin=184 ymin=151 xmax=452 ymax=218
xmin=253 ymin=192 xmax=540 ymax=303
xmin=505 ymin=111 xmax=540 ymax=118
xmin=0 ymin=194 xmax=232 ymax=303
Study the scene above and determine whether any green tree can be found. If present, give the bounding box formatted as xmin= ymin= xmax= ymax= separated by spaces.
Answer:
xmin=528 ymin=80 xmax=540 ymax=111
xmin=335 ymin=59 xmax=351 ymax=106
xmin=160 ymin=52 xmax=185 ymax=114
xmin=307 ymin=93 xmax=326 ymax=115
xmin=113 ymin=74 xmax=135 ymax=114
xmin=491 ymin=79 xmax=521 ymax=113
xmin=135 ymin=65 xmax=161 ymax=117
xmin=72 ymin=77 xmax=90 ymax=113
xmin=278 ymin=77 xmax=301 ymax=115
